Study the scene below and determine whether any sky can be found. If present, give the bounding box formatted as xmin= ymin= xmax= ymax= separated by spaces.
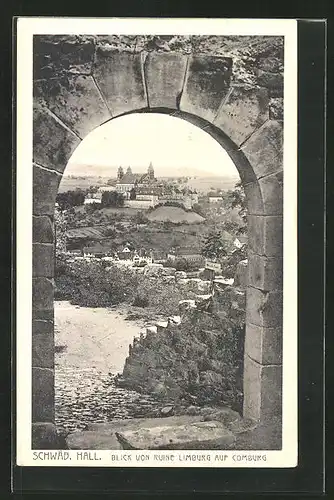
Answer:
xmin=65 ymin=113 xmax=240 ymax=179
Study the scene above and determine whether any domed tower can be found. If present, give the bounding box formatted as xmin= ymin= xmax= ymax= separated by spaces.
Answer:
xmin=148 ymin=162 xmax=154 ymax=181
xmin=126 ymin=166 xmax=133 ymax=175
xmin=117 ymin=166 xmax=124 ymax=181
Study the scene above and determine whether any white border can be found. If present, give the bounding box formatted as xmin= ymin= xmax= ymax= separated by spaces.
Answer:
xmin=16 ymin=17 xmax=298 ymax=468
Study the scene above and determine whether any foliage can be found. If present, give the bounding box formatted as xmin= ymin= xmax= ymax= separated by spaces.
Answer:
xmin=201 ymin=229 xmax=228 ymax=260
xmin=56 ymin=189 xmax=86 ymax=210
xmin=174 ymin=258 xmax=191 ymax=271
xmin=101 ymin=191 xmax=125 ymax=207
xmin=132 ymin=211 xmax=149 ymax=225
xmin=192 ymin=203 xmax=205 ymax=217
xmin=54 ymin=207 xmax=67 ymax=253
xmin=55 ymin=257 xmax=185 ymax=316
xmin=224 ymin=181 xmax=247 ymax=233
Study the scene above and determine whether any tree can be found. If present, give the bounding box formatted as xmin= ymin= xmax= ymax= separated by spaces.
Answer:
xmin=56 ymin=190 xmax=86 ymax=210
xmin=201 ymin=230 xmax=228 ymax=260
xmin=101 ymin=191 xmax=124 ymax=207
xmin=133 ymin=211 xmax=148 ymax=224
xmin=227 ymin=181 xmax=247 ymax=232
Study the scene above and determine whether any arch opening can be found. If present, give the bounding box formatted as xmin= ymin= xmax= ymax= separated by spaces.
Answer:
xmin=54 ymin=112 xmax=250 ymax=433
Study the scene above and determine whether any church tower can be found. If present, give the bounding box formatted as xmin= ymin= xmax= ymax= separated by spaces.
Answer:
xmin=126 ymin=166 xmax=133 ymax=175
xmin=148 ymin=162 xmax=154 ymax=180
xmin=117 ymin=166 xmax=124 ymax=181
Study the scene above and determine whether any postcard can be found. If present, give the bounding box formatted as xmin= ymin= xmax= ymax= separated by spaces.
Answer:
xmin=15 ymin=17 xmax=298 ymax=467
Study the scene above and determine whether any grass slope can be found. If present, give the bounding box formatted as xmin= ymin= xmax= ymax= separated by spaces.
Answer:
xmin=147 ymin=206 xmax=205 ymax=224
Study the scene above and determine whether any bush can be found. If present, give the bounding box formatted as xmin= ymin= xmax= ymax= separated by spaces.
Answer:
xmin=55 ymin=257 xmax=186 ymax=316
xmin=132 ymin=294 xmax=149 ymax=308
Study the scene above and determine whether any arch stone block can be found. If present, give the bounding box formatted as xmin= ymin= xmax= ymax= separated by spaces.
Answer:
xmin=33 ymin=164 xmax=61 ymax=216
xmin=258 ymin=171 xmax=283 ymax=215
xmin=93 ymin=51 xmax=147 ymax=116
xmin=34 ymin=76 xmax=111 ymax=139
xmin=33 ymin=216 xmax=54 ymax=243
xmin=241 ymin=120 xmax=283 ymax=179
xmin=32 ymin=422 xmax=58 ymax=450
xmin=32 ymin=367 xmax=55 ymax=422
xmin=32 ymin=320 xmax=54 ymax=369
xmin=243 ymin=355 xmax=282 ymax=422
xmin=32 ymin=277 xmax=54 ymax=321
xmin=33 ymin=103 xmax=81 ymax=174
xmin=246 ymin=287 xmax=282 ymax=328
xmin=33 ymin=243 xmax=54 ymax=278
xmin=180 ymin=55 xmax=232 ymax=122
xmin=144 ymin=52 xmax=188 ymax=109
xmin=214 ymin=86 xmax=269 ymax=146
xmin=248 ymin=253 xmax=282 ymax=291
xmin=245 ymin=323 xmax=282 ymax=365
xmin=248 ymin=215 xmax=283 ymax=257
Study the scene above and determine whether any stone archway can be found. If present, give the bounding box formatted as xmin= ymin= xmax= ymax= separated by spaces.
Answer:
xmin=32 ymin=36 xmax=283 ymax=447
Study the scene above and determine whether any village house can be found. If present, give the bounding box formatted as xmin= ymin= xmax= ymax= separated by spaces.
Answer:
xmin=82 ymin=244 xmax=113 ymax=258
xmin=208 ymin=195 xmax=223 ymax=203
xmin=84 ymin=191 xmax=102 ymax=204
xmin=167 ymin=248 xmax=205 ymax=268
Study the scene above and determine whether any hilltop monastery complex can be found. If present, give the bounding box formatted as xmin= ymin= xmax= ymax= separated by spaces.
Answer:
xmin=84 ymin=163 xmax=199 ymax=210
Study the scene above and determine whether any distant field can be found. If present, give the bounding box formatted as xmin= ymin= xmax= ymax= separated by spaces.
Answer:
xmin=74 ymin=206 xmax=139 ymax=217
xmin=59 ymin=175 xmax=239 ymax=194
xmin=58 ymin=176 xmax=110 ymax=193
xmin=147 ymin=206 xmax=205 ymax=224
xmin=67 ymin=226 xmax=108 ymax=239
xmin=186 ymin=176 xmax=239 ymax=193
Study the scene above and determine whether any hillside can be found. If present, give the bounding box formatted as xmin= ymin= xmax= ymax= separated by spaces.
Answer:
xmin=147 ymin=206 xmax=205 ymax=224
xmin=186 ymin=176 xmax=239 ymax=193
xmin=59 ymin=176 xmax=111 ymax=192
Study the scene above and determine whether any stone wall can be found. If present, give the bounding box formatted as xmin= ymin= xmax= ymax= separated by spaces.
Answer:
xmin=32 ymin=35 xmax=283 ymax=446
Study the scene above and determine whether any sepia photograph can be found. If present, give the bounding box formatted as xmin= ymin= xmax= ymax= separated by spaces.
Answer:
xmin=16 ymin=18 xmax=298 ymax=467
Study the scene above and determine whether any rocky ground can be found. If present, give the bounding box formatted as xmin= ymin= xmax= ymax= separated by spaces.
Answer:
xmin=54 ymin=301 xmax=192 ymax=435
xmin=54 ymin=301 xmax=160 ymax=434
xmin=55 ymin=368 xmax=166 ymax=434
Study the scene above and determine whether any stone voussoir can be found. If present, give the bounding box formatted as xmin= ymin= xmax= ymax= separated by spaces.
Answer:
xmin=93 ymin=51 xmax=147 ymax=117
xmin=214 ymin=85 xmax=269 ymax=147
xmin=34 ymin=75 xmax=112 ymax=139
xmin=241 ymin=120 xmax=283 ymax=180
xmin=33 ymin=101 xmax=81 ymax=174
xmin=144 ymin=51 xmax=188 ymax=109
xmin=180 ymin=55 xmax=233 ymax=122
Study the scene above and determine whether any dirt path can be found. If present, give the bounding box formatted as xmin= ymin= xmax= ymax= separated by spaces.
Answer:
xmin=55 ymin=301 xmax=144 ymax=373
xmin=54 ymin=301 xmax=163 ymax=433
